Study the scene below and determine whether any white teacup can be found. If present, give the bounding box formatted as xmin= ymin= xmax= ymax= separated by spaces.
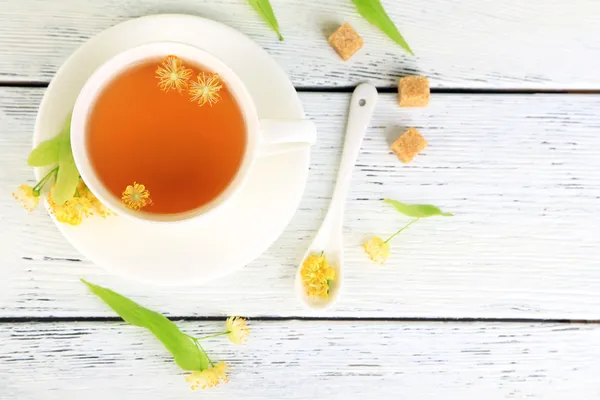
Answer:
xmin=71 ymin=42 xmax=317 ymax=223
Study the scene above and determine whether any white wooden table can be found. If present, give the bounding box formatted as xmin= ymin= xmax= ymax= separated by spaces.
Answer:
xmin=1 ymin=1 xmax=600 ymax=398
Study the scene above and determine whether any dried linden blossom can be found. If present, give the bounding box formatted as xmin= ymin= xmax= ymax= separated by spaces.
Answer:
xmin=362 ymin=200 xmax=452 ymax=264
xmin=14 ymin=167 xmax=113 ymax=226
xmin=363 ymin=236 xmax=390 ymax=264
xmin=47 ymin=181 xmax=113 ymax=226
xmin=82 ymin=280 xmax=238 ymax=391
xmin=300 ymin=252 xmax=336 ymax=299
xmin=155 ymin=55 xmax=193 ymax=93
xmin=12 ymin=184 xmax=40 ymax=211
xmin=189 ymin=72 xmax=222 ymax=107
xmin=186 ymin=361 xmax=229 ymax=391
xmin=121 ymin=182 xmax=152 ymax=211
xmin=78 ymin=181 xmax=114 ymax=218
xmin=50 ymin=196 xmax=93 ymax=226
xmin=226 ymin=316 xmax=249 ymax=345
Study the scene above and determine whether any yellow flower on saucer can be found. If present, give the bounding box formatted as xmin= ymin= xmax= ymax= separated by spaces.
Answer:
xmin=155 ymin=55 xmax=193 ymax=93
xmin=225 ymin=316 xmax=249 ymax=345
xmin=189 ymin=72 xmax=222 ymax=107
xmin=121 ymin=182 xmax=152 ymax=211
xmin=78 ymin=180 xmax=114 ymax=217
xmin=13 ymin=184 xmax=40 ymax=211
xmin=51 ymin=197 xmax=93 ymax=226
xmin=91 ymin=197 xmax=114 ymax=218
xmin=300 ymin=253 xmax=336 ymax=299
xmin=363 ymin=236 xmax=390 ymax=264
xmin=186 ymin=361 xmax=229 ymax=391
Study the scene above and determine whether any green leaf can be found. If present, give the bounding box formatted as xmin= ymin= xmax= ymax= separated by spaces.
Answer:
xmin=50 ymin=119 xmax=79 ymax=205
xmin=383 ymin=199 xmax=453 ymax=218
xmin=248 ymin=0 xmax=284 ymax=41
xmin=81 ymin=279 xmax=209 ymax=371
xmin=27 ymin=133 xmax=66 ymax=167
xmin=351 ymin=0 xmax=413 ymax=55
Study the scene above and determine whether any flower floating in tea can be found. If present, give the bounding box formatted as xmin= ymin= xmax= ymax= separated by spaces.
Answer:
xmin=225 ymin=316 xmax=250 ymax=345
xmin=155 ymin=55 xmax=193 ymax=93
xmin=121 ymin=182 xmax=152 ymax=211
xmin=300 ymin=252 xmax=336 ymax=299
xmin=189 ymin=72 xmax=222 ymax=107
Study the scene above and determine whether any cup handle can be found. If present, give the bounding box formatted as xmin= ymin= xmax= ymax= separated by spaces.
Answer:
xmin=257 ymin=119 xmax=317 ymax=157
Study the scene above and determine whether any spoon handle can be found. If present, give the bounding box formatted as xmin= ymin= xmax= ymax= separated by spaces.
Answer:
xmin=330 ymin=83 xmax=378 ymax=211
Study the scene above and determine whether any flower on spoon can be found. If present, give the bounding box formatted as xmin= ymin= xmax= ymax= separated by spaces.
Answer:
xmin=300 ymin=252 xmax=336 ymax=299
xmin=155 ymin=55 xmax=193 ymax=93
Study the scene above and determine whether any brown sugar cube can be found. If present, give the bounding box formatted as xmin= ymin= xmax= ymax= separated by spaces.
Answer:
xmin=328 ymin=23 xmax=363 ymax=61
xmin=391 ymin=127 xmax=428 ymax=164
xmin=398 ymin=76 xmax=430 ymax=107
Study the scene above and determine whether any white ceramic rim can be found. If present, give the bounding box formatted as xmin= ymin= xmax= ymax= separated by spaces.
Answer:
xmin=71 ymin=42 xmax=260 ymax=224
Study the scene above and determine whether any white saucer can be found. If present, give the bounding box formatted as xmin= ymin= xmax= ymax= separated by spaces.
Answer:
xmin=34 ymin=14 xmax=310 ymax=285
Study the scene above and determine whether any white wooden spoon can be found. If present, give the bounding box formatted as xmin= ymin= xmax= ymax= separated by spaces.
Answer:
xmin=294 ymin=83 xmax=378 ymax=310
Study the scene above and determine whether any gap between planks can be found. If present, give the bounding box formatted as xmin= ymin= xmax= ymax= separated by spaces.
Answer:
xmin=3 ymin=80 xmax=600 ymax=94
xmin=1 ymin=317 xmax=599 ymax=324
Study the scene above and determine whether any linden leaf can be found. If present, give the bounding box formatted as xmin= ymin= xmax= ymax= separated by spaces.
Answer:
xmin=27 ymin=133 xmax=66 ymax=167
xmin=50 ymin=119 xmax=80 ymax=205
xmin=351 ymin=0 xmax=413 ymax=55
xmin=81 ymin=279 xmax=209 ymax=371
xmin=383 ymin=199 xmax=453 ymax=218
xmin=248 ymin=0 xmax=284 ymax=41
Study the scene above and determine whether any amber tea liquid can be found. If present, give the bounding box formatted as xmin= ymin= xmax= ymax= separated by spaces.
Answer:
xmin=87 ymin=60 xmax=246 ymax=214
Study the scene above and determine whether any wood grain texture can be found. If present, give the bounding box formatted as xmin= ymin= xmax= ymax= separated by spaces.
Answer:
xmin=1 ymin=0 xmax=600 ymax=88
xmin=1 ymin=320 xmax=599 ymax=399
xmin=2 ymin=87 xmax=600 ymax=319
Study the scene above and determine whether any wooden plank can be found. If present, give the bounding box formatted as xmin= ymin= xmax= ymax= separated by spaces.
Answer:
xmin=1 ymin=320 xmax=599 ymax=398
xmin=2 ymin=87 xmax=600 ymax=319
xmin=1 ymin=0 xmax=600 ymax=88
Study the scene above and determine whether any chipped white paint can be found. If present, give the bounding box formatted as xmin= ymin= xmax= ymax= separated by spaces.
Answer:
xmin=2 ymin=88 xmax=600 ymax=319
xmin=1 ymin=0 xmax=600 ymax=88
xmin=1 ymin=320 xmax=599 ymax=399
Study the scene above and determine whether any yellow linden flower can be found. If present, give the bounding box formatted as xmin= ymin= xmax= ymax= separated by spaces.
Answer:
xmin=186 ymin=361 xmax=229 ymax=391
xmin=363 ymin=236 xmax=390 ymax=264
xmin=91 ymin=197 xmax=114 ymax=218
xmin=300 ymin=253 xmax=336 ymax=299
xmin=155 ymin=55 xmax=193 ymax=93
xmin=51 ymin=197 xmax=93 ymax=226
xmin=121 ymin=182 xmax=152 ymax=211
xmin=13 ymin=184 xmax=40 ymax=211
xmin=78 ymin=180 xmax=114 ymax=217
xmin=225 ymin=316 xmax=249 ymax=344
xmin=189 ymin=72 xmax=222 ymax=107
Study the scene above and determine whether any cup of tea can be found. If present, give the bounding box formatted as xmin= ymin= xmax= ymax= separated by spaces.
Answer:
xmin=71 ymin=42 xmax=317 ymax=223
